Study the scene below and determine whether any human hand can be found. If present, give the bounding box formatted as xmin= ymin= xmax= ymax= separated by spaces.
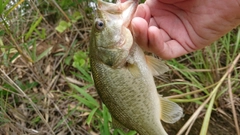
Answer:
xmin=130 ymin=0 xmax=240 ymax=59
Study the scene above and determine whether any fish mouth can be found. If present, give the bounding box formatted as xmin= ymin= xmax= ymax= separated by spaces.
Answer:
xmin=121 ymin=0 xmax=139 ymax=27
xmin=97 ymin=0 xmax=139 ymax=27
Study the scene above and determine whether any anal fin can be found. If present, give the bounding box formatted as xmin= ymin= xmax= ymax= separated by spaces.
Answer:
xmin=159 ymin=96 xmax=183 ymax=123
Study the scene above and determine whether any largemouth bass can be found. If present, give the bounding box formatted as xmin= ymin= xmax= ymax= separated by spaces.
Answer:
xmin=89 ymin=0 xmax=183 ymax=134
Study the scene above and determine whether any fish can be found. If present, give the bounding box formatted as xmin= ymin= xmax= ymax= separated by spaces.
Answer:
xmin=89 ymin=0 xmax=183 ymax=135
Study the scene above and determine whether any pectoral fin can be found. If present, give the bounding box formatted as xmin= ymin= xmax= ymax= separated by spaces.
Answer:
xmin=145 ymin=56 xmax=169 ymax=76
xmin=126 ymin=63 xmax=141 ymax=77
xmin=159 ymin=96 xmax=183 ymax=123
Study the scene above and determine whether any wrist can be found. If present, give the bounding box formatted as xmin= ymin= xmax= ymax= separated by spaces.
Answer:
xmin=236 ymin=0 xmax=240 ymax=21
xmin=225 ymin=0 xmax=240 ymax=26
xmin=210 ymin=0 xmax=240 ymax=27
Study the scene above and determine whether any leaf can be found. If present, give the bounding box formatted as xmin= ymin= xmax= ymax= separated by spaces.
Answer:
xmin=35 ymin=47 xmax=53 ymax=62
xmin=127 ymin=131 xmax=137 ymax=135
xmin=31 ymin=116 xmax=41 ymax=124
xmin=170 ymin=89 xmax=184 ymax=94
xmin=102 ymin=105 xmax=110 ymax=135
xmin=0 ymin=0 xmax=11 ymax=15
xmin=55 ymin=20 xmax=71 ymax=33
xmin=0 ymin=30 xmax=5 ymax=36
xmin=25 ymin=16 xmax=43 ymax=40
xmin=0 ymin=37 xmax=4 ymax=52
xmin=5 ymin=0 xmax=23 ymax=16
xmin=0 ymin=0 xmax=3 ymax=14
xmin=64 ymin=56 xmax=72 ymax=66
xmin=200 ymin=91 xmax=217 ymax=135
xmin=70 ymin=11 xmax=83 ymax=23
xmin=72 ymin=64 xmax=93 ymax=83
xmin=34 ymin=28 xmax=46 ymax=39
xmin=73 ymin=95 xmax=96 ymax=109
xmin=86 ymin=107 xmax=98 ymax=125
xmin=70 ymin=84 xmax=98 ymax=108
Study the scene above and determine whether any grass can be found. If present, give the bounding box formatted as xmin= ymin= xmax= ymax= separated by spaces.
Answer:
xmin=0 ymin=0 xmax=239 ymax=135
xmin=162 ymin=29 xmax=240 ymax=134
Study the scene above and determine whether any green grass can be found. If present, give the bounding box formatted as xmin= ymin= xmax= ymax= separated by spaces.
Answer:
xmin=0 ymin=0 xmax=239 ymax=135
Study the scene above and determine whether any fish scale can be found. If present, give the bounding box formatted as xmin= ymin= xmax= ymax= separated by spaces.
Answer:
xmin=89 ymin=0 xmax=183 ymax=134
xmin=90 ymin=44 xmax=165 ymax=135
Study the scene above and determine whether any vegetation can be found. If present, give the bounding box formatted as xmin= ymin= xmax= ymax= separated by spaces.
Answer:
xmin=0 ymin=0 xmax=239 ymax=134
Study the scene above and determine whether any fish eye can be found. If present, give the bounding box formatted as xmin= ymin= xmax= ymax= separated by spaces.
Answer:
xmin=95 ymin=19 xmax=105 ymax=30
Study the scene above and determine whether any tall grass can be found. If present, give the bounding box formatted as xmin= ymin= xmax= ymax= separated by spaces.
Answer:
xmin=161 ymin=28 xmax=240 ymax=134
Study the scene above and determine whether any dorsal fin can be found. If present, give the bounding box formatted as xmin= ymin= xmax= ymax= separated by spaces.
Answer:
xmin=145 ymin=55 xmax=169 ymax=76
xmin=159 ymin=96 xmax=183 ymax=123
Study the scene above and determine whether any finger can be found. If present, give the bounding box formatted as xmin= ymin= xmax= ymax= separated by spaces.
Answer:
xmin=149 ymin=21 xmax=171 ymax=41
xmin=149 ymin=18 xmax=158 ymax=27
xmin=131 ymin=4 xmax=151 ymax=51
xmin=131 ymin=17 xmax=150 ymax=51
xmin=134 ymin=4 xmax=151 ymax=23
xmin=148 ymin=26 xmax=189 ymax=59
xmin=156 ymin=0 xmax=186 ymax=3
